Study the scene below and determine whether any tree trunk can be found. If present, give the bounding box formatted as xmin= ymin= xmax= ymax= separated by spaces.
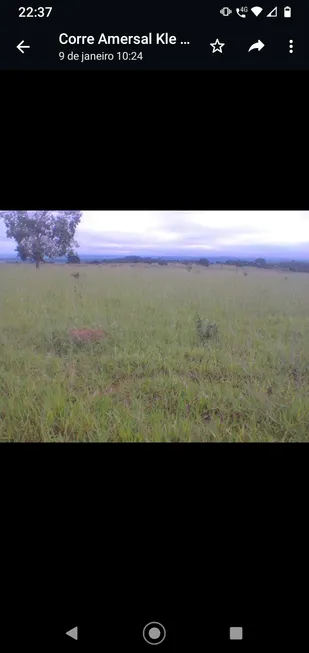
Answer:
xmin=35 ymin=235 xmax=40 ymax=269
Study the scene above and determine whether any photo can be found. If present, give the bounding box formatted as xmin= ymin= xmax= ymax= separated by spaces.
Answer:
xmin=0 ymin=210 xmax=308 ymax=442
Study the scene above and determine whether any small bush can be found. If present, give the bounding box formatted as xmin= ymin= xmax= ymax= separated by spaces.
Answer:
xmin=67 ymin=251 xmax=80 ymax=264
xmin=195 ymin=314 xmax=218 ymax=344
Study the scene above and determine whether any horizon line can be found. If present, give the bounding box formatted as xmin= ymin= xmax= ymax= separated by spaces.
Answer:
xmin=1 ymin=253 xmax=309 ymax=262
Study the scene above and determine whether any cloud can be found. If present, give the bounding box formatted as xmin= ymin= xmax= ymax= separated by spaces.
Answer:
xmin=1 ymin=211 xmax=309 ymax=257
xmin=75 ymin=211 xmax=309 ymax=255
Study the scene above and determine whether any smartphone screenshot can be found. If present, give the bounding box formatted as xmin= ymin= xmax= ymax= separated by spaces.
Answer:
xmin=0 ymin=1 xmax=307 ymax=650
xmin=1 ymin=1 xmax=308 ymax=69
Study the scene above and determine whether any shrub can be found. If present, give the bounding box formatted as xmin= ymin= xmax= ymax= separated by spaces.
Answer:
xmin=67 ymin=251 xmax=80 ymax=264
xmin=195 ymin=314 xmax=218 ymax=344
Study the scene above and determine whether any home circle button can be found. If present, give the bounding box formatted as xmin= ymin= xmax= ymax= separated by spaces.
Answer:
xmin=143 ymin=622 xmax=166 ymax=645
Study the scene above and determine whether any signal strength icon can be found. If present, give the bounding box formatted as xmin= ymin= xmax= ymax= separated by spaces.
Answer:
xmin=251 ymin=6 xmax=263 ymax=16
xmin=266 ymin=6 xmax=278 ymax=17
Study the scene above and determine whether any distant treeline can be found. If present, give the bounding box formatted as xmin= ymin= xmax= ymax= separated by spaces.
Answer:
xmin=66 ymin=254 xmax=309 ymax=272
xmin=222 ymin=258 xmax=309 ymax=272
xmin=71 ymin=256 xmax=211 ymax=266
xmin=2 ymin=254 xmax=309 ymax=272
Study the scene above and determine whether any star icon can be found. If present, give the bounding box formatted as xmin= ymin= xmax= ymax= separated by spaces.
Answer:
xmin=210 ymin=38 xmax=225 ymax=53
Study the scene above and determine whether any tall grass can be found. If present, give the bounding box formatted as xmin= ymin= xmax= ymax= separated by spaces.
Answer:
xmin=0 ymin=263 xmax=309 ymax=442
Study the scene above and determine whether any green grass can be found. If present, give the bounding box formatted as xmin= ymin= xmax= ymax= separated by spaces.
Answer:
xmin=1 ymin=263 xmax=309 ymax=442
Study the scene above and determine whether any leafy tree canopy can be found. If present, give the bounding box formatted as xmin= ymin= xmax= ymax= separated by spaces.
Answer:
xmin=255 ymin=258 xmax=267 ymax=267
xmin=67 ymin=250 xmax=81 ymax=264
xmin=0 ymin=210 xmax=82 ymax=267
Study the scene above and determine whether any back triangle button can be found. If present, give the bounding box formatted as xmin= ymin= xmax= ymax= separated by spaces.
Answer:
xmin=66 ymin=627 xmax=78 ymax=640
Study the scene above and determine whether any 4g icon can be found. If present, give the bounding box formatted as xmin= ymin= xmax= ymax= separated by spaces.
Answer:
xmin=236 ymin=7 xmax=248 ymax=18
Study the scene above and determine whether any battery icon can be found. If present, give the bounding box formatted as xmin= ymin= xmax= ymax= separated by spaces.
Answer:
xmin=284 ymin=6 xmax=292 ymax=17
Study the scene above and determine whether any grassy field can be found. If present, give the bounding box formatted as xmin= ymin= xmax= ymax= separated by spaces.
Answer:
xmin=1 ymin=263 xmax=309 ymax=442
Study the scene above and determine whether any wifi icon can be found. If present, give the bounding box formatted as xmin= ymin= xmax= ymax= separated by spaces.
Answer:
xmin=251 ymin=6 xmax=263 ymax=16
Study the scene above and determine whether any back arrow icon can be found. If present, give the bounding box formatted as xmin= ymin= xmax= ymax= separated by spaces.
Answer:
xmin=66 ymin=627 xmax=78 ymax=640
xmin=248 ymin=39 xmax=265 ymax=52
xmin=17 ymin=40 xmax=30 ymax=54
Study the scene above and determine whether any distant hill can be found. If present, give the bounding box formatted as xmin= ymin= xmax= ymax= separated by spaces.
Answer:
xmin=1 ymin=253 xmax=309 ymax=268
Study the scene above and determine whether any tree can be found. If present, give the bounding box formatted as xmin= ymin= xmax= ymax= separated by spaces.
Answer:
xmin=255 ymin=258 xmax=267 ymax=268
xmin=196 ymin=258 xmax=210 ymax=267
xmin=67 ymin=250 xmax=81 ymax=264
xmin=16 ymin=242 xmax=30 ymax=262
xmin=0 ymin=210 xmax=82 ymax=268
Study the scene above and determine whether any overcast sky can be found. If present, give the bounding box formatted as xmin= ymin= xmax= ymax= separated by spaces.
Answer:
xmin=0 ymin=211 xmax=309 ymax=258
